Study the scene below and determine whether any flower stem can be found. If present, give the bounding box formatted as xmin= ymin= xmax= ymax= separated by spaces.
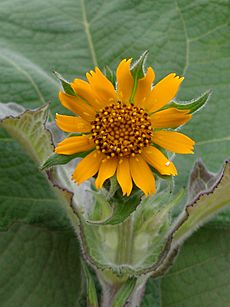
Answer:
xmin=116 ymin=216 xmax=134 ymax=265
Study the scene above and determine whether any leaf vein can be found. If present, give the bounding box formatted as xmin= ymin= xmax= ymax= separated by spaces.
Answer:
xmin=80 ymin=0 xmax=98 ymax=67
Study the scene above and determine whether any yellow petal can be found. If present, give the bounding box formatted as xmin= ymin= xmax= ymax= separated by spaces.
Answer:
xmin=134 ymin=67 xmax=155 ymax=107
xmin=145 ymin=73 xmax=184 ymax=113
xmin=116 ymin=158 xmax=133 ymax=196
xmin=129 ymin=155 xmax=156 ymax=196
xmin=142 ymin=146 xmax=177 ymax=176
xmin=59 ymin=91 xmax=96 ymax=122
xmin=95 ymin=157 xmax=118 ymax=189
xmin=86 ymin=67 xmax=116 ymax=104
xmin=56 ymin=114 xmax=91 ymax=133
xmin=150 ymin=108 xmax=192 ymax=128
xmin=72 ymin=150 xmax=104 ymax=184
xmin=152 ymin=131 xmax=195 ymax=154
xmin=116 ymin=59 xmax=133 ymax=103
xmin=55 ymin=135 xmax=95 ymax=155
xmin=71 ymin=79 xmax=103 ymax=110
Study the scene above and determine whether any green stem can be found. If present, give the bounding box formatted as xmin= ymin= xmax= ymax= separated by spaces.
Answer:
xmin=116 ymin=217 xmax=134 ymax=264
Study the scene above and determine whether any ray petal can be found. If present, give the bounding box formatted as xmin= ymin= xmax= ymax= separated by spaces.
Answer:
xmin=129 ymin=155 xmax=156 ymax=196
xmin=116 ymin=158 xmax=133 ymax=196
xmin=72 ymin=150 xmax=104 ymax=184
xmin=145 ymin=73 xmax=184 ymax=113
xmin=116 ymin=59 xmax=134 ymax=103
xmin=71 ymin=79 xmax=103 ymax=110
xmin=86 ymin=67 xmax=116 ymax=105
xmin=152 ymin=131 xmax=195 ymax=154
xmin=95 ymin=157 xmax=118 ymax=189
xmin=142 ymin=146 xmax=177 ymax=176
xmin=56 ymin=114 xmax=91 ymax=133
xmin=134 ymin=67 xmax=155 ymax=107
xmin=150 ymin=108 xmax=192 ymax=128
xmin=55 ymin=135 xmax=95 ymax=155
xmin=59 ymin=91 xmax=96 ymax=122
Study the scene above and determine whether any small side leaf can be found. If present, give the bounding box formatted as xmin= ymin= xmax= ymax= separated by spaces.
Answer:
xmin=167 ymin=90 xmax=211 ymax=114
xmin=131 ymin=50 xmax=149 ymax=79
xmin=82 ymin=261 xmax=99 ymax=307
xmin=112 ymin=277 xmax=137 ymax=307
xmin=53 ymin=71 xmax=76 ymax=96
xmin=130 ymin=50 xmax=149 ymax=102
xmin=0 ymin=104 xmax=53 ymax=164
xmin=87 ymin=190 xmax=142 ymax=225
xmin=104 ymin=65 xmax=116 ymax=87
xmin=187 ymin=157 xmax=217 ymax=202
xmin=172 ymin=159 xmax=230 ymax=246
xmin=41 ymin=151 xmax=90 ymax=170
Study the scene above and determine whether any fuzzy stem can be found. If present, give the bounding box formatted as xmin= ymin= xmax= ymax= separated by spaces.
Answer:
xmin=98 ymin=272 xmax=149 ymax=307
xmin=116 ymin=217 xmax=134 ymax=264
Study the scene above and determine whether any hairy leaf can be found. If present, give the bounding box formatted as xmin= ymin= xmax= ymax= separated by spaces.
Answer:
xmin=0 ymin=104 xmax=82 ymax=305
xmin=53 ymin=71 xmax=76 ymax=96
xmin=0 ymin=223 xmax=81 ymax=307
xmin=167 ymin=90 xmax=211 ymax=114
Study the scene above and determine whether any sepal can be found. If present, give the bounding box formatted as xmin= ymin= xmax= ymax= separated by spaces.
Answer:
xmin=166 ymin=90 xmax=211 ymax=114
xmin=130 ymin=50 xmax=149 ymax=102
xmin=87 ymin=189 xmax=142 ymax=225
xmin=104 ymin=65 xmax=116 ymax=87
xmin=53 ymin=71 xmax=76 ymax=96
xmin=41 ymin=151 xmax=90 ymax=170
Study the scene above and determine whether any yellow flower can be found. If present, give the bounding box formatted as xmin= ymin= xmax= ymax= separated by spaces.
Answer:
xmin=55 ymin=59 xmax=194 ymax=196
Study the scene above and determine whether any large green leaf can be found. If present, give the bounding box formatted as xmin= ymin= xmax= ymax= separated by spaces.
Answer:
xmin=0 ymin=105 xmax=69 ymax=229
xmin=141 ymin=158 xmax=230 ymax=305
xmin=0 ymin=223 xmax=81 ymax=307
xmin=0 ymin=105 xmax=82 ymax=305
xmin=161 ymin=226 xmax=230 ymax=307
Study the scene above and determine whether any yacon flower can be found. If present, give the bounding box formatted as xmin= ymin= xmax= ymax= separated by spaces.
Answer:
xmin=55 ymin=59 xmax=194 ymax=196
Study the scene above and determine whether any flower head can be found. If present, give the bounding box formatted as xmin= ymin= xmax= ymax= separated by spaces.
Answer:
xmin=55 ymin=57 xmax=194 ymax=196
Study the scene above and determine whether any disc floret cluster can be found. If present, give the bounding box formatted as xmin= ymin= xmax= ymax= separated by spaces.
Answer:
xmin=91 ymin=102 xmax=152 ymax=158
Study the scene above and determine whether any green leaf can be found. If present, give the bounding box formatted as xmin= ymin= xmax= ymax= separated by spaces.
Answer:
xmin=104 ymin=65 xmax=116 ymax=87
xmin=87 ymin=190 xmax=142 ymax=225
xmin=0 ymin=104 xmax=82 ymax=305
xmin=141 ymin=279 xmax=161 ymax=307
xmin=187 ymin=157 xmax=218 ymax=202
xmin=82 ymin=262 xmax=99 ymax=307
xmin=0 ymin=104 xmax=52 ymax=164
xmin=130 ymin=50 xmax=149 ymax=102
xmin=0 ymin=223 xmax=81 ymax=307
xmin=112 ymin=278 xmax=137 ymax=307
xmin=167 ymin=90 xmax=211 ymax=114
xmin=78 ymin=189 xmax=183 ymax=276
xmin=42 ymin=151 xmax=90 ymax=170
xmin=161 ymin=227 xmax=230 ymax=307
xmin=53 ymin=71 xmax=76 ymax=96
xmin=131 ymin=50 xmax=149 ymax=79
xmin=0 ymin=105 xmax=71 ymax=229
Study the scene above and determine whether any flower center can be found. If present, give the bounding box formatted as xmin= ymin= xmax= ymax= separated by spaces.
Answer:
xmin=90 ymin=102 xmax=152 ymax=157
